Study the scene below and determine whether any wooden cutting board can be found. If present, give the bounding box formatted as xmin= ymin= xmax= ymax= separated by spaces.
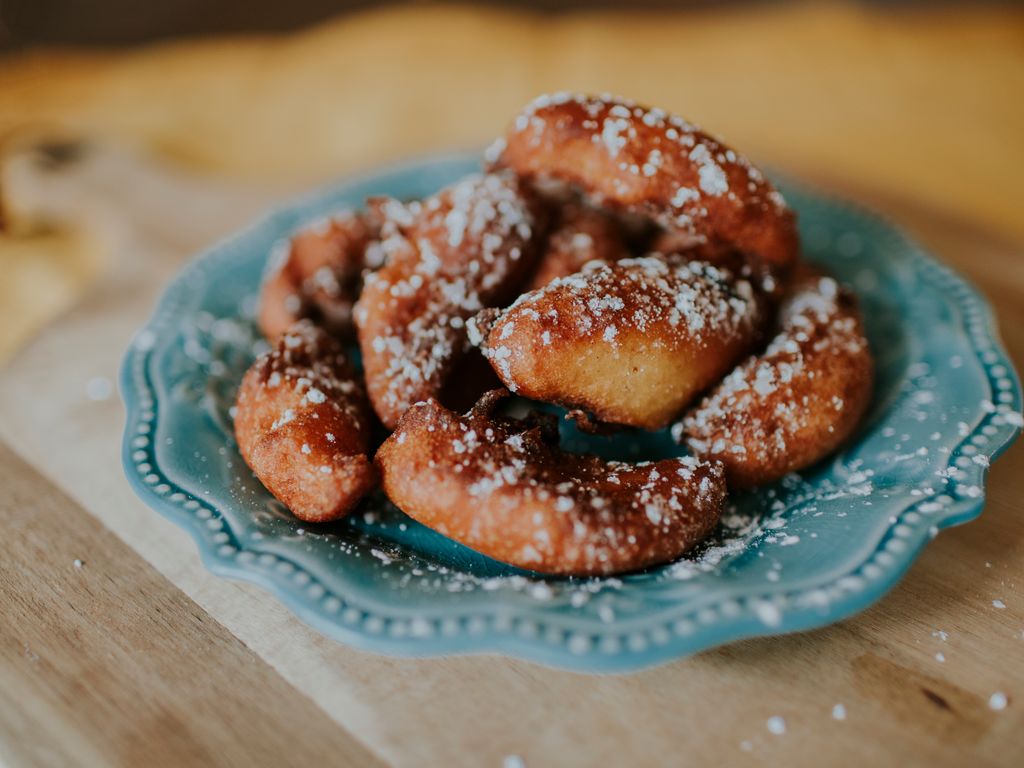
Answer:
xmin=0 ymin=129 xmax=1022 ymax=768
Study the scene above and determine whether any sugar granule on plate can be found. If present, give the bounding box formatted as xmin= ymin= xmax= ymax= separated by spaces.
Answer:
xmin=766 ymin=716 xmax=786 ymax=735
xmin=754 ymin=601 xmax=782 ymax=627
xmin=86 ymin=376 xmax=113 ymax=401
xmin=993 ymin=599 xmax=1007 ymax=609
xmin=988 ymin=692 xmax=1008 ymax=711
xmin=832 ymin=704 xmax=846 ymax=721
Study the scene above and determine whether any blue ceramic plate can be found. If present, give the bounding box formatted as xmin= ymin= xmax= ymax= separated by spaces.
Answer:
xmin=122 ymin=153 xmax=1022 ymax=672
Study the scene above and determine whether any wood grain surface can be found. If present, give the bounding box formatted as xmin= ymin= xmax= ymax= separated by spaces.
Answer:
xmin=0 ymin=442 xmax=383 ymax=768
xmin=0 ymin=4 xmax=1022 ymax=766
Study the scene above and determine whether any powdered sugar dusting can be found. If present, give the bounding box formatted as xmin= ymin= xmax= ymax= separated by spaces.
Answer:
xmin=681 ymin=273 xmax=871 ymax=485
xmin=482 ymin=256 xmax=758 ymax=359
xmin=356 ymin=172 xmax=538 ymax=424
xmin=378 ymin=394 xmax=726 ymax=575
xmin=494 ymin=92 xmax=795 ymax=266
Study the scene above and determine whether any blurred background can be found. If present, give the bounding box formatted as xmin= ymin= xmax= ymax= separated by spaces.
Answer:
xmin=1 ymin=0 xmax=1021 ymax=361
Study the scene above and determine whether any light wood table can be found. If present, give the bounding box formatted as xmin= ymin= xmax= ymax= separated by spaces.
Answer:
xmin=1 ymin=5 xmax=1022 ymax=766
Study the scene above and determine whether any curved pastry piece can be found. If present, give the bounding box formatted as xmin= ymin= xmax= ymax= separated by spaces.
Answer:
xmin=527 ymin=199 xmax=629 ymax=291
xmin=354 ymin=172 xmax=542 ymax=429
xmin=376 ymin=391 xmax=726 ymax=576
xmin=258 ymin=212 xmax=376 ymax=341
xmin=488 ymin=93 xmax=799 ymax=274
xmin=676 ymin=267 xmax=873 ymax=487
xmin=470 ymin=257 xmax=764 ymax=431
xmin=234 ymin=320 xmax=377 ymax=522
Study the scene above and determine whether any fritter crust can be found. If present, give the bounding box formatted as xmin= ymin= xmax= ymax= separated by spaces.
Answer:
xmin=375 ymin=390 xmax=726 ymax=576
xmin=470 ymin=257 xmax=765 ymax=431
xmin=258 ymin=211 xmax=375 ymax=341
xmin=489 ymin=93 xmax=799 ymax=275
xmin=354 ymin=172 xmax=543 ymax=428
xmin=676 ymin=266 xmax=873 ymax=487
xmin=234 ymin=320 xmax=377 ymax=522
xmin=527 ymin=199 xmax=629 ymax=291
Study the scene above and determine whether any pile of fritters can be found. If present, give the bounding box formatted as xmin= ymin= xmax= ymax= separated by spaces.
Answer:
xmin=234 ymin=93 xmax=873 ymax=576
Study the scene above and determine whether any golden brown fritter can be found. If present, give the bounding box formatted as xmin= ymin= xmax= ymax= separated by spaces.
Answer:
xmin=234 ymin=320 xmax=377 ymax=522
xmin=527 ymin=199 xmax=629 ymax=291
xmin=354 ymin=172 xmax=543 ymax=429
xmin=488 ymin=93 xmax=800 ymax=275
xmin=375 ymin=390 xmax=726 ymax=576
xmin=469 ymin=256 xmax=765 ymax=431
xmin=676 ymin=266 xmax=873 ymax=487
xmin=258 ymin=212 xmax=375 ymax=341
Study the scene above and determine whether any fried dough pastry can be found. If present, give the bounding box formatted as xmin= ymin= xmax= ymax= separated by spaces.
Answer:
xmin=527 ymin=199 xmax=629 ymax=291
xmin=489 ymin=93 xmax=799 ymax=275
xmin=469 ymin=256 xmax=764 ymax=431
xmin=258 ymin=211 xmax=375 ymax=341
xmin=376 ymin=391 xmax=726 ymax=576
xmin=354 ymin=172 xmax=542 ymax=429
xmin=234 ymin=320 xmax=377 ymax=522
xmin=676 ymin=267 xmax=873 ymax=487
